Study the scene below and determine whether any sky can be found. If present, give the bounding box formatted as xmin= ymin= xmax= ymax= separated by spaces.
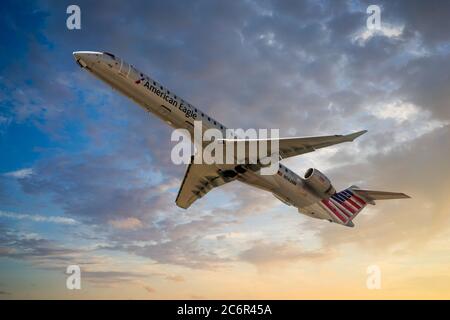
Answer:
xmin=0 ymin=0 xmax=449 ymax=299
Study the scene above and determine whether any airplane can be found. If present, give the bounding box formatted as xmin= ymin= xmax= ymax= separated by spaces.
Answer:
xmin=73 ymin=51 xmax=410 ymax=227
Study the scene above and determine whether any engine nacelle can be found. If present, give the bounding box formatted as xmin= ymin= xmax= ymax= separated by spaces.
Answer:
xmin=304 ymin=168 xmax=336 ymax=198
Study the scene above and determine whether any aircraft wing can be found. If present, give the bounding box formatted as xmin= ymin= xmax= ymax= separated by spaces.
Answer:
xmin=276 ymin=130 xmax=367 ymax=159
xmin=219 ymin=130 xmax=367 ymax=160
xmin=176 ymin=156 xmax=233 ymax=209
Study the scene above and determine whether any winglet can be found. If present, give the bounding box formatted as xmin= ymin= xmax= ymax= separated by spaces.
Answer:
xmin=344 ymin=130 xmax=368 ymax=142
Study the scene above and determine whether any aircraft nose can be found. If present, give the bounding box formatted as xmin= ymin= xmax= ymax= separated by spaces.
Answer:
xmin=73 ymin=51 xmax=102 ymax=67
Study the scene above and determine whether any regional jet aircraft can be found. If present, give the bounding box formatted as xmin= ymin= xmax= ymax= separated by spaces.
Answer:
xmin=73 ymin=51 xmax=409 ymax=227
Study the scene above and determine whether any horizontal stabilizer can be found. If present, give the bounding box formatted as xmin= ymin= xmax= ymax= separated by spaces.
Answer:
xmin=352 ymin=189 xmax=411 ymax=201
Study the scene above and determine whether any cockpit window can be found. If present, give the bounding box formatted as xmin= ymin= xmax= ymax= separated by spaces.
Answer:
xmin=103 ymin=52 xmax=115 ymax=59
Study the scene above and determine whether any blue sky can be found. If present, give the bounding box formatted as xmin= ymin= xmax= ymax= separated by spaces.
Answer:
xmin=1 ymin=0 xmax=450 ymax=299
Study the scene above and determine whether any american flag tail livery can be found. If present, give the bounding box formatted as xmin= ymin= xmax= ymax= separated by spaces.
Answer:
xmin=320 ymin=186 xmax=410 ymax=227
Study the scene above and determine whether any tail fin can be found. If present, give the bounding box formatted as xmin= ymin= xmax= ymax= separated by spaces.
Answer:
xmin=324 ymin=186 xmax=410 ymax=227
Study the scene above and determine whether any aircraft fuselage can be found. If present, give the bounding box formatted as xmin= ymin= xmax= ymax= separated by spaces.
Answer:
xmin=73 ymin=51 xmax=338 ymax=222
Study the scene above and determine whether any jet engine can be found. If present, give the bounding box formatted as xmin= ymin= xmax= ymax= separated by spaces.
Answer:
xmin=304 ymin=168 xmax=336 ymax=198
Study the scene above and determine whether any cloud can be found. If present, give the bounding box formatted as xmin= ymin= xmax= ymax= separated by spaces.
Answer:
xmin=126 ymin=236 xmax=231 ymax=270
xmin=0 ymin=115 xmax=11 ymax=134
xmin=352 ymin=23 xmax=404 ymax=45
xmin=109 ymin=217 xmax=143 ymax=230
xmin=238 ymin=240 xmax=334 ymax=268
xmin=18 ymin=152 xmax=177 ymax=222
xmin=0 ymin=223 xmax=157 ymax=288
xmin=396 ymin=54 xmax=450 ymax=121
xmin=0 ymin=210 xmax=78 ymax=225
xmin=379 ymin=0 xmax=450 ymax=45
xmin=319 ymin=125 xmax=450 ymax=253
xmin=3 ymin=168 xmax=33 ymax=179
xmin=165 ymin=275 xmax=185 ymax=283
xmin=395 ymin=275 xmax=450 ymax=294
xmin=369 ymin=101 xmax=420 ymax=124
xmin=82 ymin=270 xmax=148 ymax=286
xmin=0 ymin=227 xmax=79 ymax=264
xmin=2 ymin=0 xmax=450 ymax=298
xmin=143 ymin=286 xmax=156 ymax=293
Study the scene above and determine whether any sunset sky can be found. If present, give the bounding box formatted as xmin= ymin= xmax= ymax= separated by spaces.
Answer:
xmin=1 ymin=0 xmax=449 ymax=299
